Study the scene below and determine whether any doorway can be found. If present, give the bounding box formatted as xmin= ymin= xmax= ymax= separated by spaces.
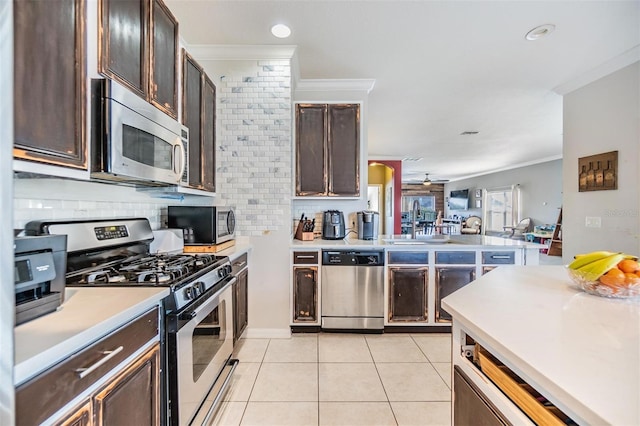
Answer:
xmin=368 ymin=162 xmax=396 ymax=235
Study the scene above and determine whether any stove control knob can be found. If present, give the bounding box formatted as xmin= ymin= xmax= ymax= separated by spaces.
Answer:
xmin=225 ymin=265 xmax=232 ymax=275
xmin=197 ymin=282 xmax=206 ymax=294
xmin=183 ymin=287 xmax=193 ymax=300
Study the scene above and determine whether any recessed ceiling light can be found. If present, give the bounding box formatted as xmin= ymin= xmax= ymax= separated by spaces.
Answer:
xmin=271 ymin=24 xmax=291 ymax=38
xmin=525 ymin=24 xmax=555 ymax=41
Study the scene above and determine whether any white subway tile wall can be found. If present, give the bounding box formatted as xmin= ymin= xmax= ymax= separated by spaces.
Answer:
xmin=215 ymin=60 xmax=293 ymax=237
xmin=13 ymin=178 xmax=213 ymax=231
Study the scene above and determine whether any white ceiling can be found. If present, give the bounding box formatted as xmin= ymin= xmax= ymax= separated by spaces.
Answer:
xmin=166 ymin=0 xmax=640 ymax=182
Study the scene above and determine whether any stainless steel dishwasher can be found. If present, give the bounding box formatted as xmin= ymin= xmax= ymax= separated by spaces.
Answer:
xmin=321 ymin=250 xmax=385 ymax=330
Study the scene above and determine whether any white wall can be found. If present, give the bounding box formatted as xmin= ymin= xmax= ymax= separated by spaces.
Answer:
xmin=446 ymin=159 xmax=563 ymax=229
xmin=1 ymin=1 xmax=15 ymax=423
xmin=563 ymin=62 xmax=640 ymax=262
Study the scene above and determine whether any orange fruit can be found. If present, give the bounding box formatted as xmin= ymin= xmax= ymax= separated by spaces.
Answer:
xmin=599 ymin=267 xmax=626 ymax=287
xmin=617 ymin=259 xmax=640 ymax=273
xmin=624 ymin=273 xmax=640 ymax=286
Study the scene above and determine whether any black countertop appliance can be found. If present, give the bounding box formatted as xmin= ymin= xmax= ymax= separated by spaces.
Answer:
xmin=14 ymin=234 xmax=67 ymax=325
xmin=322 ymin=210 xmax=346 ymax=240
xmin=357 ymin=210 xmax=379 ymax=240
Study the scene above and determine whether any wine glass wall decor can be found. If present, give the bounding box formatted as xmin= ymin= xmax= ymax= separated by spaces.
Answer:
xmin=578 ymin=151 xmax=618 ymax=192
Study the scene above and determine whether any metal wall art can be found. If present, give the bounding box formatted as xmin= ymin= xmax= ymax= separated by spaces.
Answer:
xmin=578 ymin=151 xmax=618 ymax=192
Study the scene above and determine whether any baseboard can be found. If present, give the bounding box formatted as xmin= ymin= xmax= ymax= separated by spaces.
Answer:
xmin=243 ymin=328 xmax=292 ymax=339
xmin=384 ymin=325 xmax=451 ymax=333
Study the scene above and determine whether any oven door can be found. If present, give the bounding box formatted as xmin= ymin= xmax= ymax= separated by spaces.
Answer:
xmin=172 ymin=277 xmax=235 ymax=426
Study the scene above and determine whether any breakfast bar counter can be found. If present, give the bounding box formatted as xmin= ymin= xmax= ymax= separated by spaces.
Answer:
xmin=442 ymin=265 xmax=640 ymax=425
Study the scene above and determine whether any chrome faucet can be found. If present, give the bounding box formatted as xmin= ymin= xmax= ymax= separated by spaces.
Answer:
xmin=411 ymin=200 xmax=420 ymax=239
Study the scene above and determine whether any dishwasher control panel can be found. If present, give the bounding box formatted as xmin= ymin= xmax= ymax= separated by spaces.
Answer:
xmin=322 ymin=250 xmax=384 ymax=266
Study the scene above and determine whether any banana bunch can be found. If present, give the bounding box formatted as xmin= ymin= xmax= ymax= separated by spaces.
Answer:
xmin=568 ymin=251 xmax=634 ymax=281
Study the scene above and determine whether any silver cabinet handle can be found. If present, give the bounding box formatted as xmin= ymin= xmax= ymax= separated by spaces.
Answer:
xmin=491 ymin=255 xmax=511 ymax=259
xmin=234 ymin=260 xmax=247 ymax=268
xmin=296 ymin=255 xmax=315 ymax=259
xmin=75 ymin=346 xmax=124 ymax=379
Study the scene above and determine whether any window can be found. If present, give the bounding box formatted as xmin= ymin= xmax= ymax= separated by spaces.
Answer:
xmin=485 ymin=186 xmax=521 ymax=233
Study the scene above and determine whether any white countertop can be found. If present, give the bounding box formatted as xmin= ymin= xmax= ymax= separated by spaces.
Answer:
xmin=216 ymin=241 xmax=252 ymax=261
xmin=291 ymin=234 xmax=545 ymax=249
xmin=442 ymin=265 xmax=640 ymax=425
xmin=14 ymin=286 xmax=169 ymax=386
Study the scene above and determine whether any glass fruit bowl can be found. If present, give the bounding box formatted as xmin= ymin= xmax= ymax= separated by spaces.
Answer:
xmin=567 ymin=267 xmax=640 ymax=299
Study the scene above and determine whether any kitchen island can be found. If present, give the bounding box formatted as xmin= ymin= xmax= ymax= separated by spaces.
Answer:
xmin=442 ymin=265 xmax=640 ymax=425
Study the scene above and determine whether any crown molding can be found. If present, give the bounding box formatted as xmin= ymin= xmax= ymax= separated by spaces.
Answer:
xmin=446 ymin=155 xmax=564 ymax=182
xmin=184 ymin=44 xmax=298 ymax=61
xmin=295 ymin=79 xmax=376 ymax=93
xmin=554 ymin=45 xmax=640 ymax=95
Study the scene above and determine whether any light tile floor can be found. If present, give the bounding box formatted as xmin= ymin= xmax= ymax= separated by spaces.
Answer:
xmin=212 ymin=333 xmax=452 ymax=426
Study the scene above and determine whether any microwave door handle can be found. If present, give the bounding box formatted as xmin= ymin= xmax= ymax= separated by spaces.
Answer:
xmin=174 ymin=142 xmax=186 ymax=179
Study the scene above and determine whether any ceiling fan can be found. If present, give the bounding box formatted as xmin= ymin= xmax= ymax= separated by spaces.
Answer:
xmin=421 ymin=173 xmax=449 ymax=186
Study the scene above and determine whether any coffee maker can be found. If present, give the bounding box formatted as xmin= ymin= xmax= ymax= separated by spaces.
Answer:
xmin=322 ymin=210 xmax=346 ymax=240
xmin=357 ymin=211 xmax=379 ymax=240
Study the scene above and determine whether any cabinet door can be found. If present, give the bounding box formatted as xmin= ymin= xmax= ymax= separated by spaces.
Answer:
xmin=328 ymin=104 xmax=359 ymax=196
xmin=296 ymin=104 xmax=327 ymax=196
xmin=53 ymin=400 xmax=92 ymax=426
xmin=453 ymin=366 xmax=508 ymax=426
xmin=388 ymin=267 xmax=428 ymax=322
xmin=435 ymin=267 xmax=476 ymax=322
xmin=149 ymin=0 xmax=178 ymax=117
xmin=293 ymin=266 xmax=318 ymax=322
xmin=234 ymin=269 xmax=248 ymax=343
xmin=94 ymin=344 xmax=160 ymax=426
xmin=14 ymin=0 xmax=87 ymax=169
xmin=202 ymin=75 xmax=216 ymax=192
xmin=99 ymin=0 xmax=148 ymax=97
xmin=182 ymin=51 xmax=203 ymax=188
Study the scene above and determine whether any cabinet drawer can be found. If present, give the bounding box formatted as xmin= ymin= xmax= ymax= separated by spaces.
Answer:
xmin=293 ymin=251 xmax=319 ymax=264
xmin=435 ymin=251 xmax=475 ymax=264
xmin=16 ymin=307 xmax=159 ymax=425
xmin=476 ymin=345 xmax=572 ymax=426
xmin=482 ymin=251 xmax=515 ymax=264
xmin=387 ymin=251 xmax=429 ymax=265
xmin=232 ymin=253 xmax=249 ymax=274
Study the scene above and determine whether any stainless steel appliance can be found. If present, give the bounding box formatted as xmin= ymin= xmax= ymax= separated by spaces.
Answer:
xmin=24 ymin=218 xmax=237 ymax=426
xmin=321 ymin=250 xmax=385 ymax=330
xmin=91 ymin=78 xmax=186 ymax=186
xmin=321 ymin=210 xmax=346 ymax=240
xmin=168 ymin=206 xmax=236 ymax=245
xmin=14 ymin=235 xmax=67 ymax=325
xmin=357 ymin=210 xmax=379 ymax=240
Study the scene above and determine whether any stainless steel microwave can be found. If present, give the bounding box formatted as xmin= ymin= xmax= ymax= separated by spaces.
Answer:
xmin=91 ymin=79 xmax=186 ymax=186
xmin=167 ymin=206 xmax=236 ymax=245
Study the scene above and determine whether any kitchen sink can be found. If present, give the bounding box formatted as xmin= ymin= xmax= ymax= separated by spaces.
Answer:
xmin=382 ymin=235 xmax=451 ymax=245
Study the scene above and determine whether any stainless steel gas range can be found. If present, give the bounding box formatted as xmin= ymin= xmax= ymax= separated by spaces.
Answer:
xmin=25 ymin=218 xmax=238 ymax=426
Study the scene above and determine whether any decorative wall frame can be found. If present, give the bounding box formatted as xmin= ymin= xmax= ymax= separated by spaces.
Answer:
xmin=578 ymin=151 xmax=618 ymax=192
xmin=475 ymin=199 xmax=482 ymax=209
xmin=475 ymin=189 xmax=482 ymax=198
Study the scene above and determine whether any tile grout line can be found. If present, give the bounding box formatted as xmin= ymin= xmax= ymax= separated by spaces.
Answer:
xmin=238 ymin=338 xmax=272 ymax=425
xmin=365 ymin=335 xmax=400 ymax=425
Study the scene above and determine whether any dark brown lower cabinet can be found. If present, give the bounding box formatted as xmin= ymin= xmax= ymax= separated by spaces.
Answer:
xmin=293 ymin=266 xmax=318 ymax=322
xmin=94 ymin=344 xmax=160 ymax=425
xmin=53 ymin=343 xmax=160 ymax=426
xmin=388 ymin=266 xmax=428 ymax=322
xmin=234 ymin=267 xmax=249 ymax=343
xmin=453 ymin=366 xmax=509 ymax=425
xmin=435 ymin=267 xmax=476 ymax=322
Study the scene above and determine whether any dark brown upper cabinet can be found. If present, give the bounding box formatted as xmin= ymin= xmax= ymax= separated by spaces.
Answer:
xmin=99 ymin=0 xmax=148 ymax=97
xmin=99 ymin=0 xmax=178 ymax=118
xmin=14 ymin=0 xmax=87 ymax=169
xmin=182 ymin=50 xmax=216 ymax=192
xmin=149 ymin=0 xmax=178 ymax=118
xmin=295 ymin=103 xmax=360 ymax=197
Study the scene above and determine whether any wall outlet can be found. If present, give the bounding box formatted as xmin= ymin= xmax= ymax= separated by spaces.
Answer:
xmin=585 ymin=216 xmax=602 ymax=228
